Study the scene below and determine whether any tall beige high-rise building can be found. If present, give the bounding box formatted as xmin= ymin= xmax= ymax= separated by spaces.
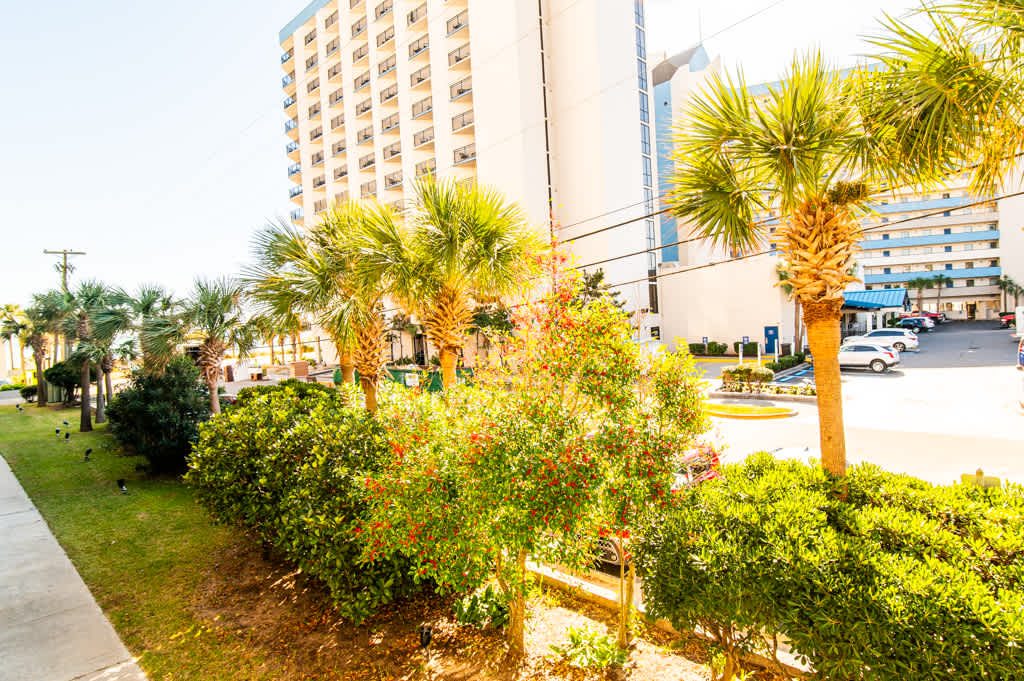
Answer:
xmin=279 ymin=0 xmax=662 ymax=336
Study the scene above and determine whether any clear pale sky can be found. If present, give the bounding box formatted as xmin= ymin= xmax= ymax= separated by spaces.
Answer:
xmin=0 ymin=0 xmax=914 ymax=306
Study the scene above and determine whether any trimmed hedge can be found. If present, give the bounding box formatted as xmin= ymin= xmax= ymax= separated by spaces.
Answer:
xmin=234 ymin=378 xmax=335 ymax=407
xmin=687 ymin=343 xmax=706 ymax=355
xmin=706 ymin=341 xmax=728 ymax=356
xmin=764 ymin=353 xmax=806 ymax=372
xmin=720 ymin=365 xmax=774 ymax=385
xmin=636 ymin=454 xmax=1024 ymax=681
xmin=731 ymin=341 xmax=759 ymax=356
xmin=20 ymin=385 xmax=37 ymax=401
xmin=186 ymin=386 xmax=419 ymax=623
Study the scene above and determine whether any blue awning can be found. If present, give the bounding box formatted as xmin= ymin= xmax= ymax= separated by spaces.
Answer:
xmin=842 ymin=288 xmax=911 ymax=311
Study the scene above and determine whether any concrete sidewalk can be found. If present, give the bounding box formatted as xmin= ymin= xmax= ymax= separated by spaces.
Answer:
xmin=0 ymin=458 xmax=147 ymax=681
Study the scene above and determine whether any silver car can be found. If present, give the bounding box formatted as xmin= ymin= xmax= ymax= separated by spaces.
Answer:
xmin=843 ymin=328 xmax=919 ymax=352
xmin=838 ymin=342 xmax=901 ymax=373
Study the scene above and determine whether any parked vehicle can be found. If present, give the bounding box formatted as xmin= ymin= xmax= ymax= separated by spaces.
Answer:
xmin=838 ymin=342 xmax=900 ymax=373
xmin=895 ymin=317 xmax=932 ymax=332
xmin=1000 ymin=312 xmax=1017 ymax=329
xmin=843 ymin=328 xmax=919 ymax=352
xmin=1018 ymin=337 xmax=1023 ymax=369
xmin=901 ymin=311 xmax=945 ymax=322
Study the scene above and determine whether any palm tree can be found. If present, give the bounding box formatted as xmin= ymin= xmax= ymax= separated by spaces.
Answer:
xmin=868 ymin=0 xmax=1024 ymax=198
xmin=776 ymin=264 xmax=803 ymax=353
xmin=68 ymin=281 xmax=110 ymax=432
xmin=667 ymin=54 xmax=931 ymax=477
xmin=32 ymin=290 xmax=73 ymax=369
xmin=1 ymin=304 xmax=26 ymax=382
xmin=143 ymin=277 xmax=254 ymax=415
xmin=996 ymin=276 xmax=1015 ymax=312
xmin=932 ymin=274 xmax=953 ymax=316
xmin=362 ymin=177 xmax=541 ymax=389
xmin=18 ymin=306 xmax=52 ymax=406
xmin=906 ymin=276 xmax=935 ymax=314
xmin=93 ymin=285 xmax=179 ymax=375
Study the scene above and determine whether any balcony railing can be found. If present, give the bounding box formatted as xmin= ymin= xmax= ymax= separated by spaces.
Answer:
xmin=330 ymin=89 xmax=344 ymax=106
xmin=378 ymin=54 xmax=396 ymax=76
xmin=325 ymin=10 xmax=338 ymax=28
xmin=446 ymin=10 xmax=468 ymax=35
xmin=416 ymin=158 xmax=436 ymax=177
xmin=452 ymin=109 xmax=473 ymax=131
xmin=286 ymin=141 xmax=300 ymax=153
xmin=304 ymin=30 xmax=317 ymax=46
xmin=384 ymin=170 xmax=403 ymax=189
xmin=408 ymin=3 xmax=427 ymax=25
xmin=310 ymin=126 xmax=323 ymax=141
xmin=314 ymin=199 xmax=326 ymax=213
xmin=334 ymin=166 xmax=348 ymax=179
xmin=305 ymin=55 xmax=318 ymax=71
xmin=380 ymin=84 xmax=398 ymax=104
xmin=448 ymin=44 xmax=470 ymax=67
xmin=290 ymin=209 xmax=303 ymax=222
xmin=282 ymin=73 xmax=295 ymax=87
xmin=352 ymin=17 xmax=367 ymax=37
xmin=311 ymin=152 xmax=324 ymax=165
xmin=353 ymin=43 xmax=368 ymax=62
xmin=281 ymin=49 xmax=293 ymax=64
xmin=336 ymin=190 xmax=350 ymax=202
xmin=383 ymin=141 xmax=401 ymax=160
xmin=308 ymin=103 xmax=321 ymax=118
xmin=375 ymin=0 xmax=393 ymax=20
xmin=356 ymin=99 xmax=373 ymax=116
xmin=381 ymin=112 xmax=399 ymax=132
xmin=285 ymin=119 xmax=298 ymax=132
xmin=412 ymin=96 xmax=432 ymax=118
xmin=377 ymin=26 xmax=395 ymax=48
xmin=453 ymin=143 xmax=476 ymax=165
xmin=349 ymin=0 xmax=362 ymax=7
xmin=313 ymin=175 xmax=326 ymax=189
xmin=328 ymin=62 xmax=342 ymax=79
xmin=413 ymin=126 xmax=434 ymax=147
xmin=361 ymin=181 xmax=376 ymax=197
xmin=289 ymin=185 xmax=303 ymax=198
xmin=357 ymin=126 xmax=374 ymax=143
xmin=354 ymin=71 xmax=370 ymax=90
xmin=325 ymin=38 xmax=340 ymax=56
xmin=333 ymin=141 xmax=347 ymax=155
xmin=450 ymin=76 xmax=472 ymax=100
xmin=409 ymin=35 xmax=429 ymax=58
xmin=410 ymin=64 xmax=430 ymax=87
xmin=307 ymin=78 xmax=320 ymax=94
xmin=287 ymin=163 xmax=301 ymax=177
xmin=331 ymin=114 xmax=345 ymax=129
xmin=283 ymin=95 xmax=296 ymax=109
xmin=359 ymin=153 xmax=375 ymax=169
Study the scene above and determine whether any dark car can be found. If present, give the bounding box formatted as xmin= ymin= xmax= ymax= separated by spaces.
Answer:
xmin=896 ymin=318 xmax=930 ymax=332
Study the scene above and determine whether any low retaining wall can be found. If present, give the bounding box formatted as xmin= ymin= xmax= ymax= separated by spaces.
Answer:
xmin=709 ymin=390 xmax=817 ymax=404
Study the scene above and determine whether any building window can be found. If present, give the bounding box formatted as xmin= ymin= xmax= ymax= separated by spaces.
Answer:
xmin=882 ymin=250 xmax=890 ymax=257
xmin=965 ymin=261 xmax=974 ymax=269
xmin=991 ymin=278 xmax=1000 ymax=285
xmin=643 ymin=187 xmax=654 ymax=214
xmin=966 ymin=279 xmax=975 ymax=287
xmin=943 ymin=228 xmax=951 ymax=234
xmin=865 ymin=285 xmax=873 ymax=290
xmin=642 ymin=156 xmax=652 ymax=186
xmin=883 ymin=267 xmax=891 ymax=274
xmin=943 ymin=211 xmax=951 ymax=217
xmin=882 ymin=234 xmax=889 ymax=240
xmin=945 ymin=263 xmax=953 ymax=270
xmin=990 ymin=259 xmax=999 ymax=267
xmin=990 ymin=241 xmax=998 ymax=248
xmin=639 ymin=92 xmax=649 ymax=123
xmin=640 ymin=124 xmax=650 ymax=155
xmin=637 ymin=59 xmax=648 ymax=91
xmin=635 ymin=27 xmax=646 ymax=60
xmin=634 ymin=0 xmax=644 ymax=25
xmin=946 ymin=280 xmax=953 ymax=288
xmin=944 ymin=246 xmax=952 ymax=253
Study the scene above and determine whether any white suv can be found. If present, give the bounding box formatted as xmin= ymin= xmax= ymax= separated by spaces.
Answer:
xmin=843 ymin=328 xmax=919 ymax=352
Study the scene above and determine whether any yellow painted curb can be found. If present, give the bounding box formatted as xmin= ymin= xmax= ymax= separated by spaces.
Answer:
xmin=692 ymin=357 xmax=765 ymax=364
xmin=706 ymin=406 xmax=797 ymax=420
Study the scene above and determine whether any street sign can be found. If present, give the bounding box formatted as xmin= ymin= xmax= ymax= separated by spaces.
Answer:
xmin=702 ymin=336 xmax=708 ymax=345
xmin=742 ymin=336 xmax=749 ymax=344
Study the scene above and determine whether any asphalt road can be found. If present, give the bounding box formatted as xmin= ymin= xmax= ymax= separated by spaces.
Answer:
xmin=708 ymin=322 xmax=1024 ymax=485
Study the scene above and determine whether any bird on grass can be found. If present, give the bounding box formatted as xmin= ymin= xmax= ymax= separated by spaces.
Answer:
xmin=84 ymin=448 xmax=92 ymax=462
xmin=116 ymin=479 xmax=127 ymax=494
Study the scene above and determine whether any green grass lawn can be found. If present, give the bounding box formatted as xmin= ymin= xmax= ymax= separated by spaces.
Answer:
xmin=0 ymin=405 xmax=285 ymax=680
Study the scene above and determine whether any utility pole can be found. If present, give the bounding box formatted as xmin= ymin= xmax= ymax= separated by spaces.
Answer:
xmin=43 ymin=249 xmax=86 ymax=293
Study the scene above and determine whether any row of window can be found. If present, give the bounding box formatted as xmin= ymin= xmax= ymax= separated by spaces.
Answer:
xmin=635 ymin=0 xmax=658 ymax=314
xmin=872 ymin=259 xmax=999 ymax=275
xmin=869 ymin=241 xmax=999 ymax=258
xmin=867 ymin=224 xmax=997 ymax=241
xmin=871 ymin=278 xmax=1000 ymax=290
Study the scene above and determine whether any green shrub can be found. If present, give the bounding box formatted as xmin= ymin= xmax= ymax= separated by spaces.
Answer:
xmin=732 ymin=341 xmax=759 ymax=356
xmin=44 ymin=358 xmax=96 ymax=403
xmin=106 ymin=356 xmax=210 ymax=474
xmin=550 ymin=627 xmax=629 ymax=669
xmin=234 ymin=378 xmax=335 ymax=408
xmin=706 ymin=341 xmax=728 ymax=356
xmin=20 ymin=385 xmax=37 ymax=401
xmin=390 ymin=356 xmax=417 ymax=366
xmin=720 ymin=365 xmax=774 ymax=385
xmin=636 ymin=454 xmax=1024 ymax=681
xmin=186 ymin=386 xmax=419 ymax=623
xmin=764 ymin=353 xmax=806 ymax=372
xmin=0 ymin=383 xmax=25 ymax=392
xmin=453 ymin=585 xmax=509 ymax=630
xmin=688 ymin=343 xmax=706 ymax=355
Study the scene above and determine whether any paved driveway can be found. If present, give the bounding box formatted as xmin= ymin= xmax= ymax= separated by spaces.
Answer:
xmin=709 ymin=322 xmax=1024 ymax=484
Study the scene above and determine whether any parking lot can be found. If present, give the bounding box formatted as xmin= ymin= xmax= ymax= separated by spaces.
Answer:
xmin=710 ymin=322 xmax=1024 ymax=484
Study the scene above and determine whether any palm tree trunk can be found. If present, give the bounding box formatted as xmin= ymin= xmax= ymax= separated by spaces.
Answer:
xmin=95 ymin=370 xmax=105 ymax=424
xmin=269 ymin=338 xmax=277 ymax=365
xmin=917 ymin=288 xmax=924 ymax=313
xmin=79 ymin=361 xmax=92 ymax=432
xmin=52 ymin=333 xmax=60 ymax=367
xmin=279 ymin=337 xmax=286 ymax=363
xmin=207 ymin=374 xmax=221 ymax=415
xmin=936 ymin=286 xmax=943 ymax=317
xmin=34 ymin=355 xmax=47 ymax=407
xmin=340 ymin=351 xmax=355 ymax=383
xmin=360 ymin=376 xmax=378 ymax=412
xmin=291 ymin=333 xmax=298 ymax=362
xmin=439 ymin=347 xmax=458 ymax=389
xmin=803 ymin=299 xmax=846 ymax=477
xmin=19 ymin=344 xmax=27 ymax=383
xmin=104 ymin=367 xmax=114 ymax=403
xmin=794 ymin=300 xmax=803 ymax=354
xmin=6 ymin=341 xmax=13 ymax=381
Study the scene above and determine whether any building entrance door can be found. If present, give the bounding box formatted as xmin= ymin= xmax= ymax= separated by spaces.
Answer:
xmin=764 ymin=326 xmax=779 ymax=354
xmin=967 ymin=303 xmax=977 ymax=320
